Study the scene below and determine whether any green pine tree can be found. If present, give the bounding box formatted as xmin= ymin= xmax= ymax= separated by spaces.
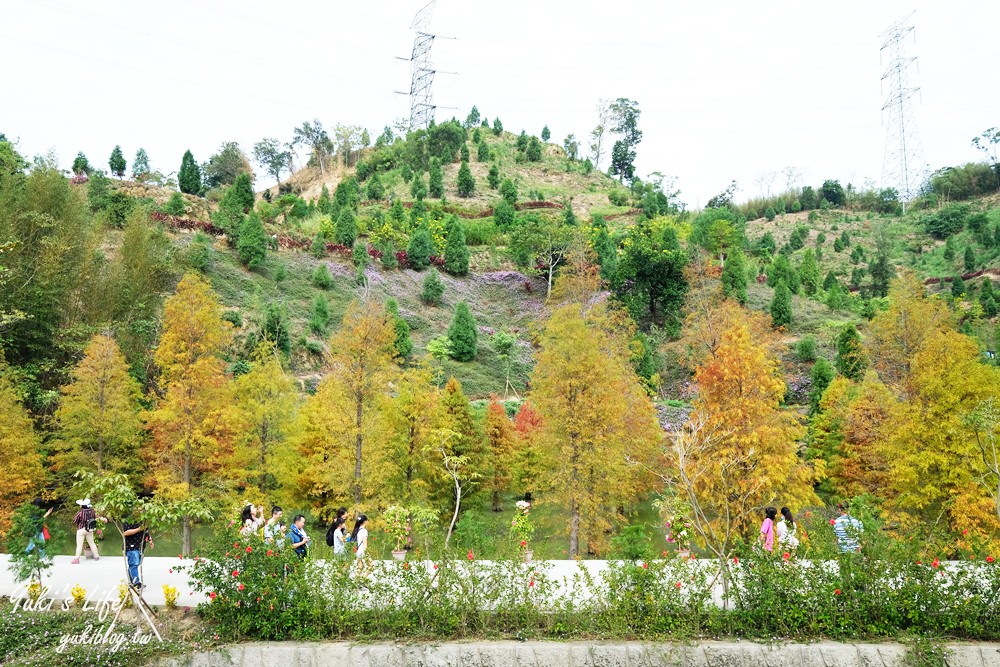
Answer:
xmin=335 ymin=209 xmax=357 ymax=246
xmin=237 ymin=212 xmax=267 ymax=270
xmin=444 ymin=217 xmax=470 ymax=275
xmin=493 ymin=118 xmax=503 ymax=136
xmin=312 ymin=264 xmax=333 ymax=289
xmin=952 ymin=274 xmax=966 ymax=299
xmin=541 ymin=125 xmax=551 ymax=142
xmin=965 ymin=245 xmax=977 ymax=272
xmin=499 ymin=178 xmax=517 ymax=204
xmin=429 ymin=158 xmax=444 ymax=198
xmin=526 ymin=137 xmax=543 ymax=162
xmin=230 ymin=173 xmax=255 ymax=212
xmin=800 ymin=248 xmax=821 ymax=296
xmin=390 ymin=199 xmax=406 ymax=226
xmin=179 ymin=150 xmax=201 ymax=194
xmin=448 ymin=301 xmax=478 ymax=361
xmin=591 ymin=218 xmax=618 ymax=281
xmin=421 ymin=269 xmax=445 ymax=305
xmin=493 ymin=200 xmax=516 ymax=228
xmin=980 ymin=279 xmax=998 ymax=317
xmin=808 ymin=357 xmax=835 ymax=415
xmin=410 ymin=172 xmax=428 ymax=200
xmin=317 ymin=184 xmax=332 ymax=214
xmin=487 ymin=164 xmax=500 ymax=189
xmin=770 ymin=279 xmax=792 ymax=328
xmin=407 ymin=225 xmax=433 ymax=270
xmin=460 ymin=144 xmax=470 ymax=162
xmin=366 ymin=172 xmax=385 ymax=201
xmin=477 ymin=141 xmax=490 ymax=162
xmin=835 ymin=324 xmax=866 ymax=381
xmin=109 ymin=145 xmax=127 ymax=178
xmin=386 ymin=298 xmax=413 ymax=358
xmin=721 ymin=250 xmax=748 ymax=304
xmin=310 ymin=295 xmax=330 ymax=335
xmin=456 ymin=160 xmax=475 ymax=198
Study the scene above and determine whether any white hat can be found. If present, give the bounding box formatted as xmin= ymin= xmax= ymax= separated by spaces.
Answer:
xmin=76 ymin=498 xmax=91 ymax=507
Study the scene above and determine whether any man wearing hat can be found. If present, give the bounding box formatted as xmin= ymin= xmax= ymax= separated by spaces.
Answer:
xmin=71 ymin=498 xmax=101 ymax=564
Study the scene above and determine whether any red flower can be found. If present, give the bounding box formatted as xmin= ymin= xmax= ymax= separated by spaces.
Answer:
xmin=642 ymin=563 xmax=648 ymax=569
xmin=805 ymin=511 xmax=812 ymax=517
xmin=233 ymin=541 xmax=240 ymax=548
xmin=529 ymin=580 xmax=535 ymax=587
xmin=209 ymin=592 xmax=217 ymax=600
xmin=467 ymin=550 xmax=474 ymax=561
xmin=269 ymin=604 xmax=274 ymax=610
xmin=932 ymin=559 xmax=940 ymax=568
xmin=732 ymin=557 xmax=739 ymax=564
xmin=246 ymin=546 xmax=252 ymax=553
xmin=987 ymin=556 xmax=995 ymax=563
xmin=433 ymin=563 xmax=439 ymax=570
xmin=266 ymin=550 xmax=273 ymax=557
xmin=782 ymin=552 xmax=790 ymax=561
xmin=675 ymin=582 xmax=682 ymax=588
xmin=232 ymin=570 xmax=239 ymax=577
xmin=963 ymin=529 xmax=969 ymax=536
xmin=520 ymin=540 xmax=526 ymax=547
xmin=237 ymin=583 xmax=245 ymax=591
xmin=662 ymin=550 xmax=668 ymax=558
xmin=834 ymin=589 xmax=841 ymax=596
xmin=403 ymin=563 xmax=410 ymax=570
xmin=916 ymin=561 xmax=922 ymax=565
xmin=178 ymin=554 xmax=183 ymax=559
xmin=829 ymin=519 xmax=836 ymax=526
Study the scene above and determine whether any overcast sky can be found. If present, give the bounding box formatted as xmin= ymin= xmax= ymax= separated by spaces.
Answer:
xmin=4 ymin=0 xmax=998 ymax=207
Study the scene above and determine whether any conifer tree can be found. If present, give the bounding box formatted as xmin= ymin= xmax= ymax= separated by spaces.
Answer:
xmin=109 ymin=145 xmax=127 ymax=178
xmin=390 ymin=198 xmax=406 ymax=227
xmin=407 ymin=225 xmax=433 ymax=270
xmin=132 ymin=148 xmax=150 ymax=179
xmin=952 ymin=274 xmax=966 ymax=299
xmin=591 ymin=218 xmax=618 ymax=281
xmin=493 ymin=199 xmax=516 ymax=228
xmin=0 ymin=360 xmax=44 ymax=535
xmin=237 ymin=212 xmax=268 ymax=270
xmin=965 ymin=245 xmax=977 ymax=272
xmin=500 ymin=178 xmax=517 ymax=204
xmin=460 ymin=143 xmax=470 ymax=162
xmin=164 ymin=192 xmax=186 ymax=216
xmin=310 ymin=295 xmax=330 ymax=335
xmin=517 ymin=131 xmax=528 ymax=152
xmin=72 ymin=151 xmax=91 ymax=175
xmin=477 ymin=141 xmax=490 ymax=162
xmin=312 ymin=264 xmax=333 ymax=289
xmin=444 ymin=217 xmax=470 ymax=275
xmin=53 ymin=335 xmax=143 ymax=479
xmin=410 ymin=172 xmax=428 ymax=200
xmin=487 ymin=164 xmax=500 ymax=189
xmin=493 ymin=118 xmax=503 ymax=136
xmin=456 ymin=159 xmax=475 ymax=198
xmin=421 ymin=269 xmax=445 ymax=305
xmin=365 ymin=172 xmax=385 ymax=201
xmin=335 ymin=209 xmax=357 ymax=246
xmin=721 ymin=249 xmax=748 ymax=304
xmin=145 ymin=273 xmax=237 ymax=555
xmin=311 ymin=233 xmax=327 ymax=258
xmin=230 ymin=172 xmax=255 ymax=212
xmin=541 ymin=125 xmax=551 ymax=142
xmin=770 ymin=279 xmax=792 ymax=328
xmin=484 ymin=399 xmax=516 ymax=511
xmin=386 ymin=298 xmax=413 ymax=358
xmin=317 ymin=184 xmax=332 ymax=214
xmin=800 ymin=248 xmax=821 ymax=296
xmin=835 ymin=324 xmax=866 ymax=381
xmin=808 ymin=357 xmax=835 ymax=415
xmin=980 ymin=279 xmax=998 ymax=317
xmin=295 ymin=301 xmax=397 ymax=507
xmin=526 ymin=136 xmax=543 ymax=162
xmin=428 ymin=158 xmax=444 ymax=198
xmin=448 ymin=301 xmax=478 ymax=361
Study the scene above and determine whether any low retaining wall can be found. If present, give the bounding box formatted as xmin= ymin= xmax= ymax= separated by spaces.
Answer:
xmin=161 ymin=640 xmax=1000 ymax=667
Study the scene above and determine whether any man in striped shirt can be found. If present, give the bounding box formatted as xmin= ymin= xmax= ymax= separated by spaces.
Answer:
xmin=832 ymin=502 xmax=863 ymax=553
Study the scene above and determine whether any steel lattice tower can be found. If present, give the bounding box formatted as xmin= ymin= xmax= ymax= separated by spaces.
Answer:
xmin=404 ymin=1 xmax=438 ymax=130
xmin=880 ymin=13 xmax=926 ymax=205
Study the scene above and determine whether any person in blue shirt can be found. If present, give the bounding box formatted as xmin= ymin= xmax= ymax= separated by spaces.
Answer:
xmin=288 ymin=515 xmax=310 ymax=559
xmin=832 ymin=502 xmax=863 ymax=553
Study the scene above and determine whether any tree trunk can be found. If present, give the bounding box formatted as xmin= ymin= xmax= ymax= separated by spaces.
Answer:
xmin=492 ymin=490 xmax=501 ymax=512
xmin=258 ymin=422 xmax=268 ymax=492
xmin=183 ymin=440 xmax=192 ymax=556
xmin=353 ymin=393 xmax=363 ymax=504
xmin=446 ymin=477 xmax=461 ymax=548
xmin=569 ymin=498 xmax=579 ymax=557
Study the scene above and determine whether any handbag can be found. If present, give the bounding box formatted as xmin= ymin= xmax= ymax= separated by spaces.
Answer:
xmin=41 ymin=525 xmax=51 ymax=541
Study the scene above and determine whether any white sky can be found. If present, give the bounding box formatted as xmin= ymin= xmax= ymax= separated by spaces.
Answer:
xmin=4 ymin=0 xmax=998 ymax=207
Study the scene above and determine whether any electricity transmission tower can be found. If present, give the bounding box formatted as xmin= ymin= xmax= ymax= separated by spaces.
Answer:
xmin=880 ymin=13 xmax=926 ymax=205
xmin=397 ymin=1 xmax=444 ymax=131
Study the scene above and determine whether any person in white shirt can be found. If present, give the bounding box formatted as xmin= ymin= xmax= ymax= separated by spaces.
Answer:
xmin=350 ymin=514 xmax=369 ymax=558
xmin=776 ymin=506 xmax=800 ymax=551
xmin=332 ymin=517 xmax=347 ymax=556
xmin=263 ymin=506 xmax=283 ymax=542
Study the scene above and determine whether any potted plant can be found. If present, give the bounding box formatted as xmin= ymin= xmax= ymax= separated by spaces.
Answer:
xmin=510 ymin=500 xmax=535 ymax=562
xmin=381 ymin=505 xmax=410 ymax=560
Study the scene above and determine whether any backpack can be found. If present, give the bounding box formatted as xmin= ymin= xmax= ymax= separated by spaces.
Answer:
xmin=85 ymin=517 xmax=98 ymax=532
xmin=326 ymin=523 xmax=337 ymax=547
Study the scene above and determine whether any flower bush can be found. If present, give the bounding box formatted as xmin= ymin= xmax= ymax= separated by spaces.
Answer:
xmin=70 ymin=583 xmax=87 ymax=607
xmin=163 ymin=584 xmax=179 ymax=608
xmin=509 ymin=500 xmax=535 ymax=549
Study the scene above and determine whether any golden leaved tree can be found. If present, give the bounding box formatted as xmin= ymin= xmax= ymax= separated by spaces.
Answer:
xmin=674 ymin=296 xmax=815 ymax=558
xmin=884 ymin=329 xmax=1000 ymax=549
xmin=53 ymin=334 xmax=144 ymax=483
xmin=0 ymin=357 xmax=44 ymax=535
xmin=484 ymin=398 xmax=517 ymax=511
xmin=295 ymin=300 xmax=397 ymax=516
xmin=530 ymin=303 xmax=660 ymax=556
xmin=145 ymin=273 xmax=237 ymax=556
xmin=233 ymin=344 xmax=299 ymax=499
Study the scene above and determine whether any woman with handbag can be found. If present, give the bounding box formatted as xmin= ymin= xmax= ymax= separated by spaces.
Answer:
xmin=71 ymin=498 xmax=100 ymax=564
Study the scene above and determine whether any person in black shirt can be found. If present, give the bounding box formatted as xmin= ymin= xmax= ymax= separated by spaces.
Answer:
xmin=122 ymin=518 xmax=152 ymax=589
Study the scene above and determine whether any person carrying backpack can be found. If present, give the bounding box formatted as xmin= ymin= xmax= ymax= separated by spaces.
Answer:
xmin=325 ymin=507 xmax=348 ymax=550
xmin=71 ymin=498 xmax=101 ymax=564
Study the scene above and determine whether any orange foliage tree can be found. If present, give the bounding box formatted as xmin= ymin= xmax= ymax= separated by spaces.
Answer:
xmin=0 ymin=356 xmax=44 ymax=536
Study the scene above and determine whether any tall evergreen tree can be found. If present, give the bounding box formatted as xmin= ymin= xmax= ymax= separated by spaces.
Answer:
xmin=179 ymin=150 xmax=201 ymax=195
xmin=541 ymin=125 xmax=551 ymax=142
xmin=428 ymin=158 xmax=444 ymax=198
xmin=808 ymin=357 xmax=835 ymax=415
xmin=800 ymin=248 xmax=821 ymax=296
xmin=770 ymin=279 xmax=792 ymax=328
xmin=492 ymin=118 xmax=503 ymax=136
xmin=237 ymin=212 xmax=268 ymax=270
xmin=444 ymin=217 xmax=470 ymax=276
xmin=386 ymin=298 xmax=413 ymax=358
xmin=965 ymin=245 xmax=977 ymax=272
xmin=229 ymin=172 xmax=255 ymax=212
xmin=721 ymin=250 xmax=748 ymax=304
xmin=109 ymin=145 xmax=127 ymax=178
xmin=487 ymin=164 xmax=500 ymax=189
xmin=477 ymin=141 xmax=490 ymax=162
xmin=407 ymin=225 xmax=433 ymax=270
xmin=72 ymin=151 xmax=91 ymax=175
xmin=835 ymin=324 xmax=866 ymax=381
xmin=132 ymin=148 xmax=150 ymax=179
xmin=448 ymin=302 xmax=478 ymax=361
xmin=335 ymin=209 xmax=357 ymax=246
xmin=456 ymin=160 xmax=475 ymax=197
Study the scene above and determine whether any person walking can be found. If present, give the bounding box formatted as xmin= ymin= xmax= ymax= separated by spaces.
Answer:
xmin=776 ymin=506 xmax=799 ymax=551
xmin=833 ymin=502 xmax=863 ymax=553
xmin=759 ymin=506 xmax=777 ymax=553
xmin=351 ymin=515 xmax=369 ymax=558
xmin=71 ymin=498 xmax=100 ymax=564
xmin=263 ymin=506 xmax=283 ymax=542
xmin=289 ymin=515 xmax=310 ymax=559
xmin=240 ymin=504 xmax=264 ymax=536
xmin=122 ymin=514 xmax=152 ymax=589
xmin=331 ymin=517 xmax=347 ymax=556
